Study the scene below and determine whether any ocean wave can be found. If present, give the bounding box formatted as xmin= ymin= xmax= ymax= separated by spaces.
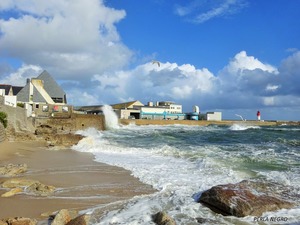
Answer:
xmin=229 ymin=123 xmax=261 ymax=131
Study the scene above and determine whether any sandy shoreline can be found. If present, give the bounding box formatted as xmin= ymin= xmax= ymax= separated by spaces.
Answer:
xmin=0 ymin=140 xmax=155 ymax=219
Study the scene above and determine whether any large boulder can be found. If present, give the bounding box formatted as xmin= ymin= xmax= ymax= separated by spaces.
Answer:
xmin=50 ymin=209 xmax=72 ymax=225
xmin=198 ymin=180 xmax=298 ymax=217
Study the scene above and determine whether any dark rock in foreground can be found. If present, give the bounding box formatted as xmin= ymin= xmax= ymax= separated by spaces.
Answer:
xmin=198 ymin=180 xmax=298 ymax=217
xmin=152 ymin=211 xmax=176 ymax=225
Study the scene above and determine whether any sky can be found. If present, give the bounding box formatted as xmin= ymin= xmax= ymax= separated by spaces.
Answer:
xmin=0 ymin=0 xmax=300 ymax=121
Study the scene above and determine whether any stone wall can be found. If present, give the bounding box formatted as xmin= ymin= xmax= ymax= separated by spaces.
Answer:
xmin=0 ymin=103 xmax=35 ymax=134
xmin=34 ymin=113 xmax=105 ymax=132
xmin=0 ymin=123 xmax=5 ymax=143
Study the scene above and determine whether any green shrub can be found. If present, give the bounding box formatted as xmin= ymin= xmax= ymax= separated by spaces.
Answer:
xmin=17 ymin=102 xmax=25 ymax=108
xmin=0 ymin=111 xmax=8 ymax=128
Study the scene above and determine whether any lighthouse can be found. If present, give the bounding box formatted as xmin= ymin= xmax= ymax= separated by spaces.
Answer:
xmin=257 ymin=111 xmax=261 ymax=121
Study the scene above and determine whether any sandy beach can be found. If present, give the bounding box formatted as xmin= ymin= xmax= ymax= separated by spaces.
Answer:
xmin=0 ymin=140 xmax=155 ymax=219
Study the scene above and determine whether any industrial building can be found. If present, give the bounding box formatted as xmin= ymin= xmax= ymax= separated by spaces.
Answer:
xmin=76 ymin=100 xmax=222 ymax=121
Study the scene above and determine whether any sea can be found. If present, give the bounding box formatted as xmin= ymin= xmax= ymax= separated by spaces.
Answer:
xmin=72 ymin=107 xmax=300 ymax=225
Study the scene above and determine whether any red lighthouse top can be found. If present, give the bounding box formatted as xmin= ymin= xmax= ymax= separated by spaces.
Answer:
xmin=257 ymin=111 xmax=261 ymax=116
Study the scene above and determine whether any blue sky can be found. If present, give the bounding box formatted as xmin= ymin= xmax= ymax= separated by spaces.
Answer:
xmin=0 ymin=0 xmax=300 ymax=121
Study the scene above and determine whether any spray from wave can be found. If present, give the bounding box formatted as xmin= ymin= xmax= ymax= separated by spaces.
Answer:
xmin=101 ymin=105 xmax=119 ymax=129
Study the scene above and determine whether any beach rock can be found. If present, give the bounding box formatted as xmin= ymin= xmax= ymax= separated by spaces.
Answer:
xmin=152 ymin=211 xmax=176 ymax=225
xmin=35 ymin=125 xmax=57 ymax=135
xmin=0 ymin=221 xmax=7 ymax=225
xmin=66 ymin=214 xmax=90 ymax=225
xmin=195 ymin=217 xmax=218 ymax=224
xmin=1 ymin=187 xmax=23 ymax=197
xmin=50 ymin=209 xmax=72 ymax=225
xmin=26 ymin=182 xmax=55 ymax=196
xmin=0 ymin=164 xmax=27 ymax=177
xmin=44 ymin=133 xmax=83 ymax=148
xmin=1 ymin=178 xmax=38 ymax=188
xmin=3 ymin=217 xmax=37 ymax=225
xmin=198 ymin=180 xmax=296 ymax=217
xmin=1 ymin=178 xmax=55 ymax=196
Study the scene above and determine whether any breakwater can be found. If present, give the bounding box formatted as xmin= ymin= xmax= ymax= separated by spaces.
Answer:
xmin=119 ymin=119 xmax=283 ymax=126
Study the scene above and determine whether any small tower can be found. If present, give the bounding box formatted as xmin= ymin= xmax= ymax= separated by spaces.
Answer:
xmin=257 ymin=111 xmax=261 ymax=121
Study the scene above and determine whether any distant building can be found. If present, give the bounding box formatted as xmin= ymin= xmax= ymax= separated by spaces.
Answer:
xmin=206 ymin=112 xmax=222 ymax=121
xmin=112 ymin=100 xmax=144 ymax=119
xmin=16 ymin=70 xmax=71 ymax=118
xmin=17 ymin=70 xmax=67 ymax=105
xmin=140 ymin=101 xmax=184 ymax=120
xmin=0 ymin=84 xmax=23 ymax=107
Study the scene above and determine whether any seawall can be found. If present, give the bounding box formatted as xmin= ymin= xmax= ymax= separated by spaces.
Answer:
xmin=34 ymin=113 xmax=105 ymax=132
xmin=120 ymin=119 xmax=281 ymax=126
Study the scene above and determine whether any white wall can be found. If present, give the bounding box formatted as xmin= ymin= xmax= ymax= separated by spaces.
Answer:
xmin=4 ymin=96 xmax=17 ymax=107
xmin=206 ymin=112 xmax=222 ymax=121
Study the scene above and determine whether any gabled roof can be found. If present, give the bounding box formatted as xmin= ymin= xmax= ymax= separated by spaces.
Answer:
xmin=0 ymin=85 xmax=12 ymax=95
xmin=111 ymin=100 xmax=144 ymax=109
xmin=37 ymin=70 xmax=66 ymax=98
xmin=0 ymin=85 xmax=24 ymax=95
xmin=12 ymin=86 xmax=24 ymax=95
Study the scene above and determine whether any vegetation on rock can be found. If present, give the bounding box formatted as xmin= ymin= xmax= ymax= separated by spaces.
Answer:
xmin=0 ymin=112 xmax=7 ymax=128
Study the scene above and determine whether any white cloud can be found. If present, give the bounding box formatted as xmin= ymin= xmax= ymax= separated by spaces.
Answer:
xmin=262 ymin=97 xmax=275 ymax=106
xmin=265 ymin=84 xmax=279 ymax=92
xmin=67 ymin=90 xmax=100 ymax=106
xmin=224 ymin=51 xmax=278 ymax=74
xmin=174 ymin=0 xmax=248 ymax=24
xmin=0 ymin=64 xmax=42 ymax=85
xmin=0 ymin=0 xmax=131 ymax=80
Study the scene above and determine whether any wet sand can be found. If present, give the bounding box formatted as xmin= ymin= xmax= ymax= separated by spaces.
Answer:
xmin=0 ymin=141 xmax=155 ymax=219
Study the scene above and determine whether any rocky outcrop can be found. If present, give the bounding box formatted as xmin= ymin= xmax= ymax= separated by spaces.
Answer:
xmin=44 ymin=133 xmax=83 ymax=148
xmin=34 ymin=125 xmax=83 ymax=147
xmin=152 ymin=211 xmax=176 ymax=225
xmin=0 ymin=210 xmax=90 ymax=225
xmin=198 ymin=180 xmax=298 ymax=217
xmin=0 ymin=217 xmax=37 ymax=225
xmin=0 ymin=164 xmax=27 ymax=177
xmin=1 ymin=178 xmax=55 ymax=197
xmin=26 ymin=182 xmax=56 ymax=196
